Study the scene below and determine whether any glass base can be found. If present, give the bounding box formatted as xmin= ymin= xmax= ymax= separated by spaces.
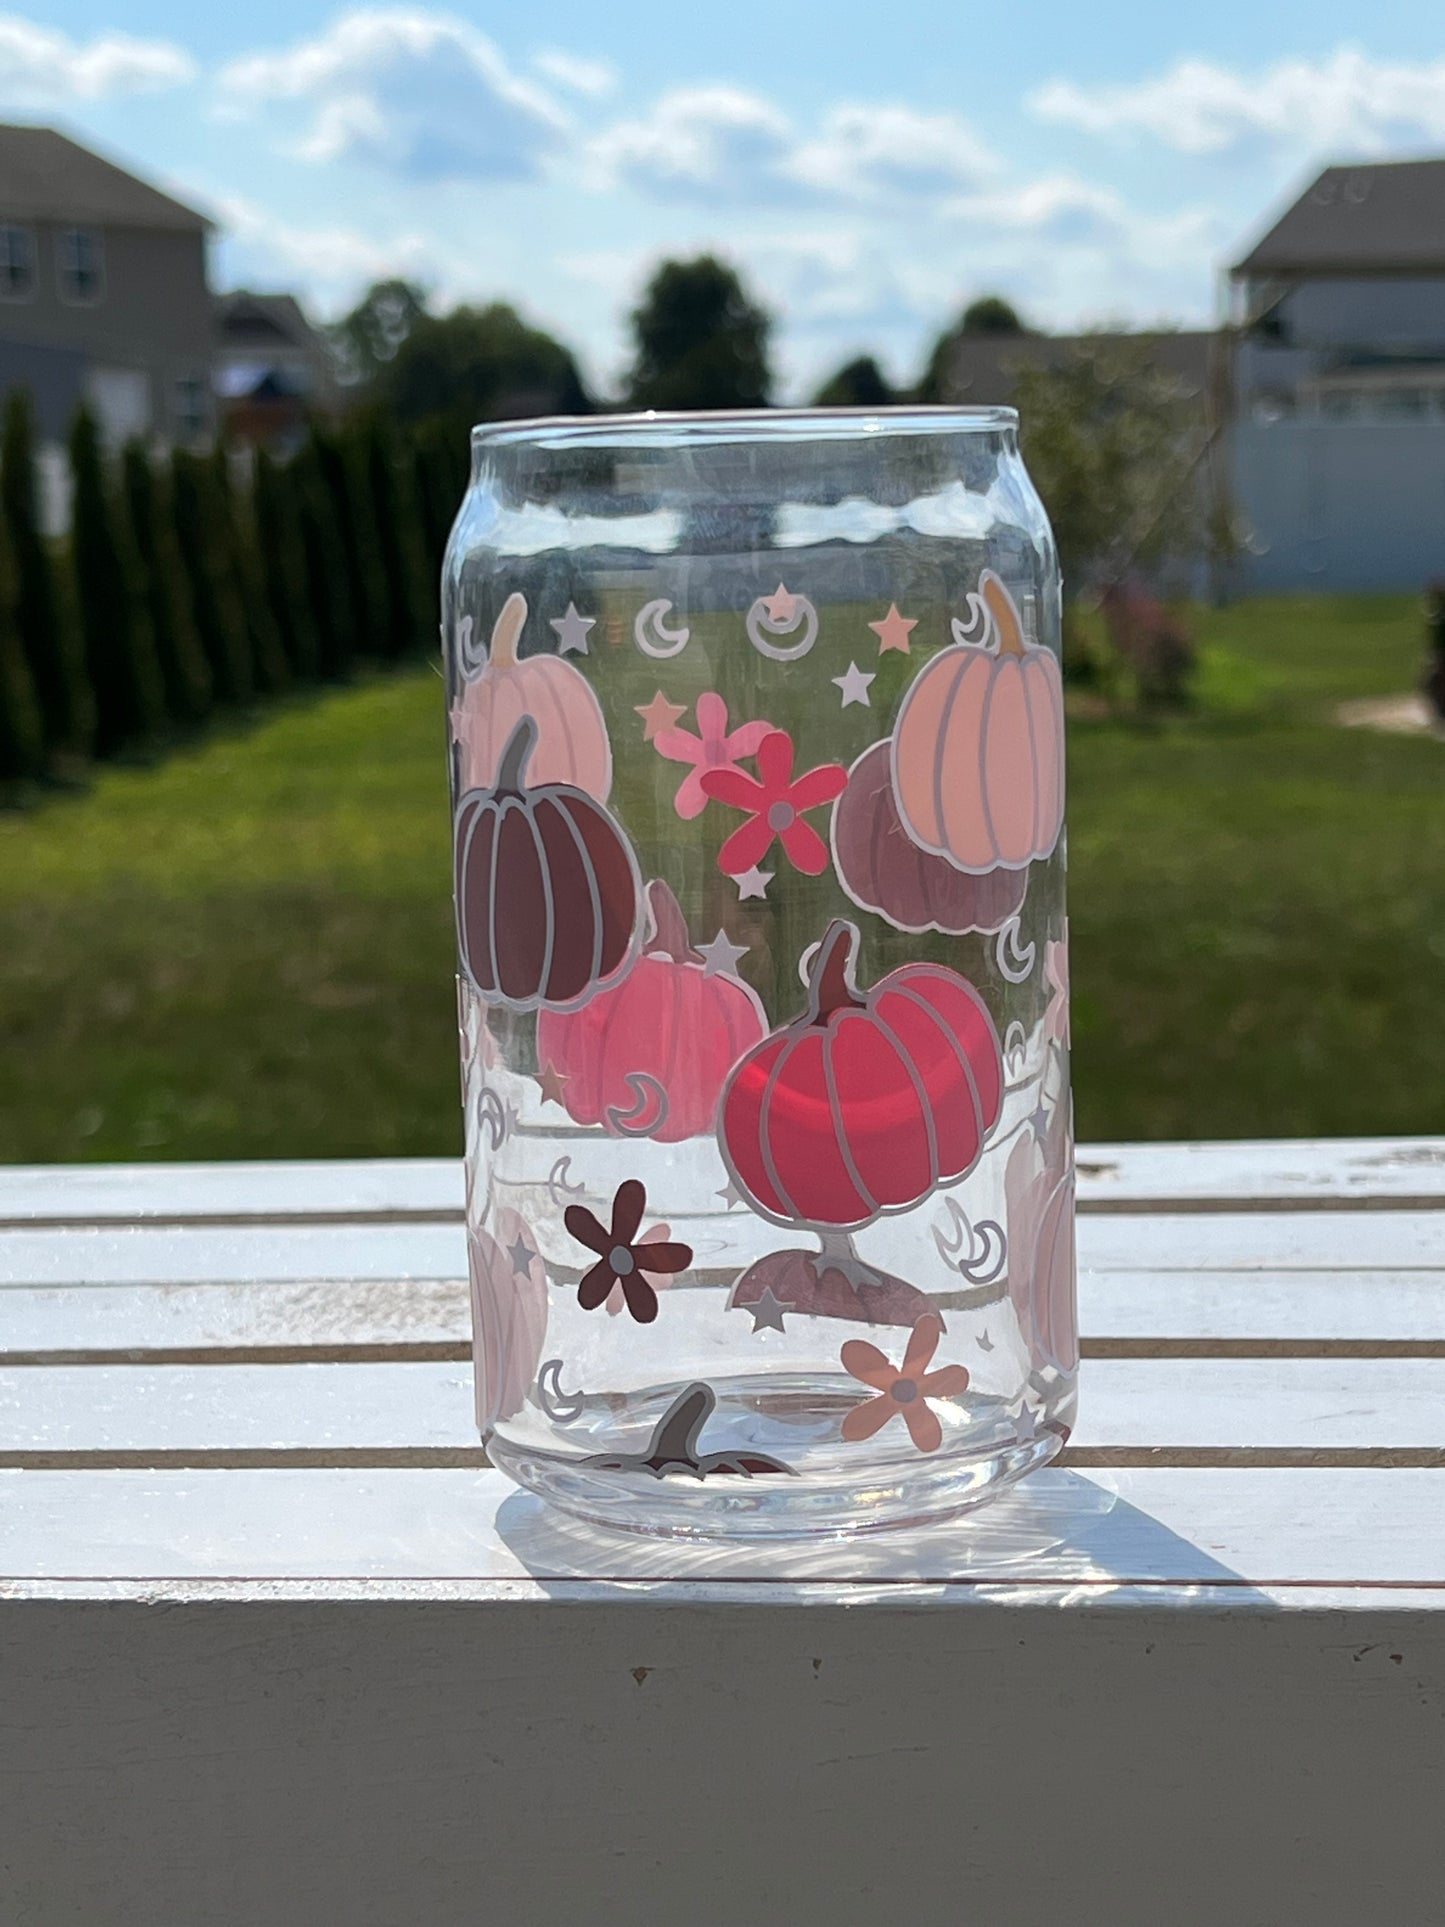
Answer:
xmin=487 ymin=1372 xmax=1069 ymax=1540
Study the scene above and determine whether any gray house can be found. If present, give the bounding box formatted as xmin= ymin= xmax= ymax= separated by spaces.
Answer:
xmin=1229 ymin=158 xmax=1445 ymax=591
xmin=0 ymin=123 xmax=215 ymax=450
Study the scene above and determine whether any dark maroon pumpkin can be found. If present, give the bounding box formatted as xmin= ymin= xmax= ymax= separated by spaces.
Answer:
xmin=730 ymin=1236 xmax=935 ymax=1330
xmin=455 ymin=715 xmax=640 ymax=1011
xmin=832 ymin=740 xmax=1027 ymax=935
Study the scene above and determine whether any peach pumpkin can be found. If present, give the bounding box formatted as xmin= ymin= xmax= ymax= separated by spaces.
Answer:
xmin=892 ymin=571 xmax=1063 ymax=873
xmin=453 ymin=591 xmax=612 ymax=800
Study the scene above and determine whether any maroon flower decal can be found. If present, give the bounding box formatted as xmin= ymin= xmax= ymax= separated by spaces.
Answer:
xmin=700 ymin=728 xmax=848 ymax=877
xmin=565 ymin=1178 xmax=692 ymax=1323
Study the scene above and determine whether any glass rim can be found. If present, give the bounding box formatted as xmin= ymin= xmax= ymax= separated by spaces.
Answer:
xmin=471 ymin=404 xmax=1019 ymax=452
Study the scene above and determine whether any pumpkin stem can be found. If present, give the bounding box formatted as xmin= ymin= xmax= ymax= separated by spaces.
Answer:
xmin=495 ymin=715 xmax=538 ymax=792
xmin=982 ymin=573 xmax=1026 ymax=657
xmin=490 ymin=592 xmax=527 ymax=671
xmin=644 ymin=879 xmax=697 ymax=963
xmin=806 ymin=920 xmax=866 ymax=1025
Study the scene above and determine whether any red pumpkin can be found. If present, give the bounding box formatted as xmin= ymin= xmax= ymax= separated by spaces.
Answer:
xmin=469 ymin=1205 xmax=548 ymax=1431
xmin=892 ymin=571 xmax=1064 ymax=872
xmin=729 ymin=1236 xmax=934 ymax=1329
xmin=455 ymin=715 xmax=640 ymax=1012
xmin=832 ymin=740 xmax=1028 ymax=935
xmin=718 ymin=919 xmax=1004 ymax=1229
xmin=452 ymin=592 xmax=612 ymax=800
xmin=537 ymin=879 xmax=766 ymax=1142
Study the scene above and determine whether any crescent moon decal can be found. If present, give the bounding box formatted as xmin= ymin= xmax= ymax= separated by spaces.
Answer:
xmin=536 ymin=1359 xmax=585 ymax=1424
xmin=796 ymin=938 xmax=823 ymax=989
xmin=634 ymin=598 xmax=691 ymax=659
xmin=949 ymin=589 xmax=992 ymax=650
xmin=995 ymin=917 xmax=1037 ymax=984
xmin=476 ymin=1086 xmax=508 ymax=1150
xmin=546 ymin=1156 xmax=587 ymax=1210
xmin=931 ymin=1198 xmax=1007 ymax=1285
xmin=1002 ymin=1021 xmax=1029 ymax=1080
xmin=746 ymin=590 xmax=819 ymax=661
xmin=455 ymin=612 xmax=488 ymax=680
xmin=604 ymin=1071 xmax=670 ymax=1138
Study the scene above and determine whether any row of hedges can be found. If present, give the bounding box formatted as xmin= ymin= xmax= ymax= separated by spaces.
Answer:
xmin=0 ymin=392 xmax=469 ymax=790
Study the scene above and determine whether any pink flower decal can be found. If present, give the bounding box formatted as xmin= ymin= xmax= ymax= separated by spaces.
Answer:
xmin=652 ymin=692 xmax=773 ymax=820
xmin=1044 ymin=928 xmax=1070 ymax=1050
xmin=840 ymin=1313 xmax=970 ymax=1454
xmin=700 ymin=728 xmax=848 ymax=877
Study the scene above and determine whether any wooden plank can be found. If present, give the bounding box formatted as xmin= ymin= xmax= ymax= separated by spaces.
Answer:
xmin=1 ymin=1355 xmax=1440 ymax=1460
xmin=1078 ymin=1136 xmax=1445 ymax=1209
xmin=4 ymin=1267 xmax=1444 ymax=1361
xmin=3 ymin=1207 xmax=1441 ymax=1292
xmin=1 ymin=1464 xmax=1443 ymax=1589
xmin=1 ymin=1138 xmax=1441 ymax=1229
xmin=3 ymin=1575 xmax=1442 ymax=1927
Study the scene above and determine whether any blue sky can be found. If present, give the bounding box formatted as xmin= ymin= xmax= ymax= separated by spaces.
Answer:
xmin=12 ymin=1 xmax=1445 ymax=394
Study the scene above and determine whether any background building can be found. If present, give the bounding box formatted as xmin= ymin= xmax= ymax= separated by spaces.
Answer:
xmin=1229 ymin=158 xmax=1445 ymax=592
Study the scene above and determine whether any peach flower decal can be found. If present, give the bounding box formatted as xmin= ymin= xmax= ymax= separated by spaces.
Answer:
xmin=840 ymin=1312 xmax=970 ymax=1454
xmin=652 ymin=692 xmax=773 ymax=820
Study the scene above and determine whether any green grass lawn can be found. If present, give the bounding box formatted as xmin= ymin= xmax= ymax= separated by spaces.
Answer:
xmin=1 ymin=596 xmax=1441 ymax=1162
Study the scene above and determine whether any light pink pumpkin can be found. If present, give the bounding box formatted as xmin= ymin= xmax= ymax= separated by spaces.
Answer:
xmin=469 ymin=1204 xmax=548 ymax=1431
xmin=892 ymin=571 xmax=1064 ymax=873
xmin=452 ymin=591 xmax=612 ymax=800
xmin=1004 ymin=1102 xmax=1078 ymax=1376
xmin=537 ymin=878 xmax=766 ymax=1143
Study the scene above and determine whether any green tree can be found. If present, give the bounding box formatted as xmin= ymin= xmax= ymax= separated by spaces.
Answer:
xmin=0 ymin=504 xmax=44 ymax=784
xmin=68 ymin=408 xmax=164 ymax=757
xmin=624 ymin=256 xmax=771 ymax=411
xmin=310 ymin=420 xmax=390 ymax=657
xmin=360 ymin=411 xmax=431 ymax=658
xmin=121 ymin=442 xmax=212 ymax=725
xmin=372 ymin=303 xmax=590 ymax=432
xmin=811 ymin=355 xmax=895 ymax=408
xmin=171 ymin=447 xmax=254 ymax=706
xmin=916 ymin=294 xmax=1029 ymax=400
xmin=1012 ymin=339 xmax=1215 ymax=595
xmin=211 ymin=445 xmax=290 ymax=695
xmin=1 ymin=389 xmax=89 ymax=757
xmin=328 ymin=278 xmax=430 ymax=387
xmin=410 ymin=418 xmax=468 ymax=573
xmin=253 ymin=448 xmax=320 ymax=682
xmin=292 ymin=437 xmax=357 ymax=682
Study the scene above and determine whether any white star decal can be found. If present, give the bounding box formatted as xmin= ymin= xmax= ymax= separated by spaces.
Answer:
xmin=549 ymin=602 xmax=595 ymax=655
xmin=832 ymin=661 xmax=875 ymax=708
xmin=697 ymin=929 xmax=749 ymax=977
xmin=734 ymin=866 xmax=773 ymax=900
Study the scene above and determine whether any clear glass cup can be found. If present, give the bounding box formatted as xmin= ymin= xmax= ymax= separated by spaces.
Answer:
xmin=445 ymin=406 xmax=1074 ymax=1539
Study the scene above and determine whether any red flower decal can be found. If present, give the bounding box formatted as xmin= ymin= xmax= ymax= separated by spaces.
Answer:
xmin=840 ymin=1313 xmax=970 ymax=1454
xmin=565 ymin=1178 xmax=693 ymax=1323
xmin=653 ymin=692 xmax=773 ymax=820
xmin=700 ymin=728 xmax=847 ymax=877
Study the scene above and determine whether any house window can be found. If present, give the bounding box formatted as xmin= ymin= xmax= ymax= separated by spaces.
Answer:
xmin=57 ymin=227 xmax=104 ymax=305
xmin=0 ymin=223 xmax=35 ymax=299
xmin=175 ymin=375 xmax=208 ymax=441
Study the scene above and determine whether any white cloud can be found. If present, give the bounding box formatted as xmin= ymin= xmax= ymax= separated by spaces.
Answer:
xmin=216 ymin=9 xmax=568 ymax=182
xmin=532 ymin=49 xmax=617 ymax=98
xmin=215 ymin=191 xmax=442 ymax=306
xmin=1029 ymin=47 xmax=1445 ymax=156
xmin=589 ymin=88 xmax=996 ymax=205
xmin=0 ymin=14 xmax=194 ymax=102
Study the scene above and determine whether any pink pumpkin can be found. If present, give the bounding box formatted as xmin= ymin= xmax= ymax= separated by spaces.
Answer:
xmin=1004 ymin=1101 xmax=1078 ymax=1376
xmin=718 ymin=919 xmax=1003 ymax=1229
xmin=469 ymin=1205 xmax=548 ymax=1431
xmin=892 ymin=571 xmax=1064 ymax=873
xmin=537 ymin=879 xmax=767 ymax=1143
xmin=452 ymin=591 xmax=612 ymax=800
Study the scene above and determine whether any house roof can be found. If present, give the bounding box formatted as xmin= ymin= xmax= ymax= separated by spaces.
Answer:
xmin=1233 ymin=158 xmax=1445 ymax=277
xmin=942 ymin=329 xmax=1215 ymax=407
xmin=214 ymin=290 xmax=320 ymax=352
xmin=0 ymin=123 xmax=209 ymax=231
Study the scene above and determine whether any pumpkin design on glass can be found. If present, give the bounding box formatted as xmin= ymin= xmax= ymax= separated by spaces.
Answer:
xmin=455 ymin=715 xmax=640 ymax=1014
xmin=451 ymin=592 xmax=612 ymax=800
xmin=700 ymin=728 xmax=847 ymax=878
xmin=892 ymin=571 xmax=1064 ymax=873
xmin=840 ymin=1313 xmax=970 ymax=1454
xmin=564 ymin=1178 xmax=693 ymax=1323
